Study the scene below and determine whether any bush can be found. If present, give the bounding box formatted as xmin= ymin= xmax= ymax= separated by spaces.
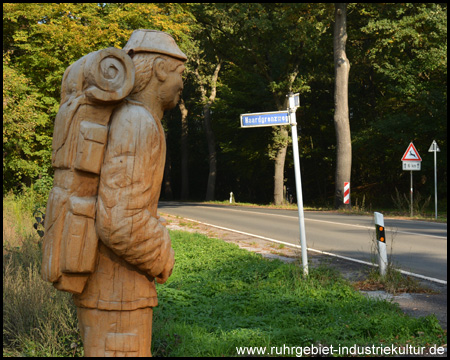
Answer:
xmin=3 ymin=193 xmax=82 ymax=357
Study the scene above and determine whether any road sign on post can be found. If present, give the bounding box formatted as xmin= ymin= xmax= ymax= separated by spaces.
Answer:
xmin=402 ymin=142 xmax=422 ymax=161
xmin=402 ymin=162 xmax=421 ymax=171
xmin=428 ymin=140 xmax=440 ymax=219
xmin=402 ymin=142 xmax=422 ymax=170
xmin=240 ymin=111 xmax=290 ymax=128
xmin=240 ymin=92 xmax=309 ymax=277
xmin=288 ymin=92 xmax=300 ymax=109
xmin=401 ymin=142 xmax=422 ymax=217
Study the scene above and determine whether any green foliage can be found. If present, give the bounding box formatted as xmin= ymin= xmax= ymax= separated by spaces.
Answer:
xmin=348 ymin=3 xmax=447 ymax=206
xmin=3 ymin=52 xmax=52 ymax=192
xmin=3 ymin=3 xmax=193 ymax=100
xmin=3 ymin=3 xmax=447 ymax=207
xmin=3 ymin=2 xmax=193 ymax=194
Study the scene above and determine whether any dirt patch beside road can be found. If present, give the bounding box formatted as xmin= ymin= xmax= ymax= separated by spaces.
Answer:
xmin=161 ymin=212 xmax=447 ymax=332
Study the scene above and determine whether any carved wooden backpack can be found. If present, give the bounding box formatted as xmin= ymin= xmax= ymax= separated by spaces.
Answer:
xmin=41 ymin=48 xmax=135 ymax=294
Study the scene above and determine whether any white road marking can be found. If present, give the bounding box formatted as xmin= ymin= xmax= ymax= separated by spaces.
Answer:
xmin=195 ymin=205 xmax=447 ymax=239
xmin=165 ymin=214 xmax=447 ymax=285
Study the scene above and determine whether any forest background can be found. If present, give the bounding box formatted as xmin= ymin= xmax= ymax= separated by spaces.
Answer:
xmin=3 ymin=3 xmax=447 ymax=211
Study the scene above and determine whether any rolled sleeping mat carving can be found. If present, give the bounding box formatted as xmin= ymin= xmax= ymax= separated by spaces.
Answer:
xmin=83 ymin=47 xmax=135 ymax=103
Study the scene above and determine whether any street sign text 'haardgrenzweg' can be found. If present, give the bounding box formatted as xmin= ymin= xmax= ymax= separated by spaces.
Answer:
xmin=240 ymin=111 xmax=289 ymax=128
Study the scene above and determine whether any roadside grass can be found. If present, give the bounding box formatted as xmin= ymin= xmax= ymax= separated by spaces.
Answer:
xmin=3 ymin=193 xmax=446 ymax=357
xmin=3 ymin=192 xmax=82 ymax=357
xmin=354 ymin=266 xmax=436 ymax=295
xmin=352 ymin=227 xmax=438 ymax=295
xmin=152 ymin=230 xmax=446 ymax=356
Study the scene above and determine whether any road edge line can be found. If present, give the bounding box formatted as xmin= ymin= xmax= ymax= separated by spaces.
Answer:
xmin=177 ymin=216 xmax=447 ymax=285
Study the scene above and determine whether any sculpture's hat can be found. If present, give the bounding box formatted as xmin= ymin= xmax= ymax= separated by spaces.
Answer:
xmin=123 ymin=29 xmax=187 ymax=61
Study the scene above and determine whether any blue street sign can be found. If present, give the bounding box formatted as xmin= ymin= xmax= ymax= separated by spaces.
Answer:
xmin=240 ymin=111 xmax=290 ymax=128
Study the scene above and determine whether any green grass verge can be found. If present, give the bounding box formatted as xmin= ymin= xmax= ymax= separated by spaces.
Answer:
xmin=152 ymin=230 xmax=446 ymax=356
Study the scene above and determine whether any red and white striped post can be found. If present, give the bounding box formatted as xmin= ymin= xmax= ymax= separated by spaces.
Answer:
xmin=344 ymin=182 xmax=350 ymax=205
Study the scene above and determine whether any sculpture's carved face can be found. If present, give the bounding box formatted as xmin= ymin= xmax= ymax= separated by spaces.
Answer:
xmin=158 ymin=60 xmax=185 ymax=110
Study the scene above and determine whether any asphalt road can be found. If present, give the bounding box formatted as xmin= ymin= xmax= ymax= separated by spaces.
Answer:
xmin=158 ymin=201 xmax=447 ymax=282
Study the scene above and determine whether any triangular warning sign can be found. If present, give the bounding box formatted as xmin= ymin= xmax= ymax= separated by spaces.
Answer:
xmin=428 ymin=140 xmax=440 ymax=152
xmin=402 ymin=142 xmax=422 ymax=161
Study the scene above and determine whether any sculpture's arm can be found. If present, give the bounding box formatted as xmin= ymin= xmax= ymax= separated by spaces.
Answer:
xmin=95 ymin=105 xmax=174 ymax=282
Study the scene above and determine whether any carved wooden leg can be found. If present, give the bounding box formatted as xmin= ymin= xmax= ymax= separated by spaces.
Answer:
xmin=77 ymin=307 xmax=153 ymax=357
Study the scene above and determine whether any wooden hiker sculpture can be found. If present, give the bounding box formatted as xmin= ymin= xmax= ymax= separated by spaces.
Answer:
xmin=42 ymin=29 xmax=187 ymax=357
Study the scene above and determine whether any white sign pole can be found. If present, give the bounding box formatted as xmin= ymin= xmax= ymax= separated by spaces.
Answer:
xmin=434 ymin=148 xmax=437 ymax=219
xmin=428 ymin=140 xmax=440 ymax=220
xmin=288 ymin=93 xmax=308 ymax=277
xmin=410 ymin=170 xmax=413 ymax=217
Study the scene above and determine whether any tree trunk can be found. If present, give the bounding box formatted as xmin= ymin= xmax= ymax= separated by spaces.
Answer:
xmin=271 ymin=71 xmax=298 ymax=206
xmin=179 ymin=99 xmax=189 ymax=200
xmin=163 ymin=134 xmax=173 ymax=200
xmin=194 ymin=59 xmax=222 ymax=202
xmin=247 ymin=46 xmax=298 ymax=206
xmin=333 ymin=3 xmax=352 ymax=209
xmin=204 ymin=104 xmax=217 ymax=201
xmin=273 ymin=126 xmax=289 ymax=205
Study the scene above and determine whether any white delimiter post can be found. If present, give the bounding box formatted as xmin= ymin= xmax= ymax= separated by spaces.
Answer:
xmin=288 ymin=94 xmax=308 ymax=277
xmin=374 ymin=212 xmax=387 ymax=277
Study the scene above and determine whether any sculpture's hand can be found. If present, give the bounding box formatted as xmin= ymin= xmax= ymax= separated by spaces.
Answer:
xmin=156 ymin=247 xmax=175 ymax=284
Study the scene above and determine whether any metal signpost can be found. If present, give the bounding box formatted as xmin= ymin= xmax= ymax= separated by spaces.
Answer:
xmin=401 ymin=142 xmax=422 ymax=217
xmin=428 ymin=140 xmax=440 ymax=219
xmin=287 ymin=93 xmax=308 ymax=277
xmin=240 ymin=93 xmax=309 ymax=277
